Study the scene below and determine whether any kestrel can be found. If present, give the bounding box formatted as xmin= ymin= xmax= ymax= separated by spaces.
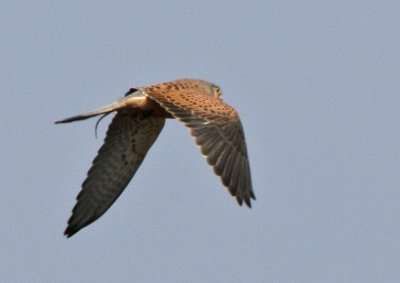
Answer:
xmin=56 ymin=79 xmax=254 ymax=237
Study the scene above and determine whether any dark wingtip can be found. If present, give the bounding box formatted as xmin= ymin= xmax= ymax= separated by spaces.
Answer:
xmin=64 ymin=229 xmax=73 ymax=238
xmin=64 ymin=214 xmax=80 ymax=238
xmin=250 ymin=191 xmax=256 ymax=200
xmin=64 ymin=225 xmax=78 ymax=238
xmin=235 ymin=190 xmax=255 ymax=208
xmin=237 ymin=196 xmax=253 ymax=208
xmin=64 ymin=222 xmax=86 ymax=238
xmin=244 ymin=198 xmax=252 ymax=208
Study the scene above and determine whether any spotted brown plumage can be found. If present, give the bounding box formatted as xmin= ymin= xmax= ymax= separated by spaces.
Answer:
xmin=56 ymin=79 xmax=254 ymax=237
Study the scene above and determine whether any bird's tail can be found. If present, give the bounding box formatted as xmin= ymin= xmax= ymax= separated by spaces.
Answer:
xmin=55 ymin=93 xmax=143 ymax=124
xmin=55 ymin=101 xmax=123 ymax=124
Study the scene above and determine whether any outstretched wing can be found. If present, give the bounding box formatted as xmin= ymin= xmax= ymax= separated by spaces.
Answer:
xmin=65 ymin=111 xmax=165 ymax=237
xmin=144 ymin=87 xmax=255 ymax=207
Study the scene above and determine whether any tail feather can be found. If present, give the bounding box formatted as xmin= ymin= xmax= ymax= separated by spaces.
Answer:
xmin=55 ymin=101 xmax=123 ymax=124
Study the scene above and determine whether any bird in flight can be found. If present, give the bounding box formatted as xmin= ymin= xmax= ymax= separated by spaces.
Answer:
xmin=56 ymin=79 xmax=254 ymax=237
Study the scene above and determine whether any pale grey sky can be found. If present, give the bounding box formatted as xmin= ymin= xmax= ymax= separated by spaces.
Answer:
xmin=1 ymin=1 xmax=399 ymax=282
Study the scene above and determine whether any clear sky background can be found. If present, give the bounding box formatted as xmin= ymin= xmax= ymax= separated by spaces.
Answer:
xmin=1 ymin=1 xmax=399 ymax=282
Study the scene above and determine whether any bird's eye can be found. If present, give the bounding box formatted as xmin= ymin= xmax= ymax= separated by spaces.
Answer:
xmin=214 ymin=87 xmax=222 ymax=98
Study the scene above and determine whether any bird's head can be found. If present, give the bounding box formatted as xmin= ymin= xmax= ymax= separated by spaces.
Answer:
xmin=199 ymin=80 xmax=222 ymax=98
